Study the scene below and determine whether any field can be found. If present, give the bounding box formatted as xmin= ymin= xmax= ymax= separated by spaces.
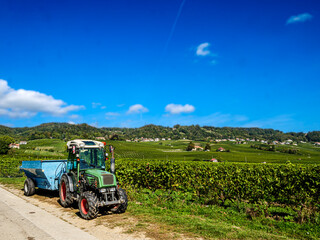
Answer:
xmin=1 ymin=139 xmax=320 ymax=239
xmin=111 ymin=140 xmax=320 ymax=164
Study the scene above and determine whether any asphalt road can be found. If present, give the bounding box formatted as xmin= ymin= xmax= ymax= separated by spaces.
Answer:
xmin=0 ymin=186 xmax=97 ymax=240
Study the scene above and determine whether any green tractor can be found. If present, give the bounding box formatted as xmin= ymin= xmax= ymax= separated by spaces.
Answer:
xmin=59 ymin=139 xmax=127 ymax=220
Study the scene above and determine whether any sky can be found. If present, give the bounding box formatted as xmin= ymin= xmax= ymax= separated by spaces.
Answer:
xmin=0 ymin=0 xmax=319 ymax=132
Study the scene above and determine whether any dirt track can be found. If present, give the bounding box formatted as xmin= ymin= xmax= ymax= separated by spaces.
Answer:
xmin=0 ymin=184 xmax=149 ymax=240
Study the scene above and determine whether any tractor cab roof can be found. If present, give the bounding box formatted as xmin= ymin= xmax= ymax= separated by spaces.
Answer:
xmin=67 ymin=139 xmax=105 ymax=149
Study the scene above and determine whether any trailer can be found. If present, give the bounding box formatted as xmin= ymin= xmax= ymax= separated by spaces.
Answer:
xmin=20 ymin=160 xmax=67 ymax=193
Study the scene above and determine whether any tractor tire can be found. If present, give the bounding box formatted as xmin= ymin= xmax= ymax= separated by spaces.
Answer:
xmin=78 ymin=191 xmax=99 ymax=220
xmin=111 ymin=188 xmax=128 ymax=214
xmin=59 ymin=174 xmax=73 ymax=208
xmin=24 ymin=178 xmax=35 ymax=196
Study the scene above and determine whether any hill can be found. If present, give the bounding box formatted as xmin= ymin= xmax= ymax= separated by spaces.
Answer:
xmin=0 ymin=122 xmax=319 ymax=142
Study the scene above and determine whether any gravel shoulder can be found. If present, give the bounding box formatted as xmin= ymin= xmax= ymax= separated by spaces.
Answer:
xmin=0 ymin=184 xmax=149 ymax=240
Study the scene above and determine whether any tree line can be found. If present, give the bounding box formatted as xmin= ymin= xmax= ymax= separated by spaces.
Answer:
xmin=0 ymin=122 xmax=319 ymax=143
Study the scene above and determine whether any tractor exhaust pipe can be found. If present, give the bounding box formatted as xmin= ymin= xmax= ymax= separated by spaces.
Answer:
xmin=110 ymin=157 xmax=115 ymax=174
xmin=109 ymin=145 xmax=115 ymax=174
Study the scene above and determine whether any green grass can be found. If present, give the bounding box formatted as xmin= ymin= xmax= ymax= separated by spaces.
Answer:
xmin=125 ymin=188 xmax=319 ymax=239
xmin=0 ymin=177 xmax=25 ymax=188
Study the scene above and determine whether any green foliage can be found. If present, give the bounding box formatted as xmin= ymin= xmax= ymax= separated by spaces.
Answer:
xmin=0 ymin=135 xmax=14 ymax=154
xmin=1 ymin=122 xmax=320 ymax=143
xmin=204 ymin=143 xmax=211 ymax=151
xmin=115 ymin=160 xmax=320 ymax=208
xmin=306 ymin=131 xmax=320 ymax=142
xmin=186 ymin=141 xmax=195 ymax=151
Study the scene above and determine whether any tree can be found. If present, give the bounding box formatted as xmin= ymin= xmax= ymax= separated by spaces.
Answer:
xmin=186 ymin=141 xmax=195 ymax=151
xmin=0 ymin=136 xmax=14 ymax=154
xmin=204 ymin=143 xmax=211 ymax=151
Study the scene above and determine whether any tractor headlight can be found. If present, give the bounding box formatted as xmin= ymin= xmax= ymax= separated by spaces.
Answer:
xmin=100 ymin=188 xmax=107 ymax=193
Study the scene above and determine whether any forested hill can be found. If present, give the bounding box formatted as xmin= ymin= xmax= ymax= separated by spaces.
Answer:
xmin=0 ymin=123 xmax=319 ymax=142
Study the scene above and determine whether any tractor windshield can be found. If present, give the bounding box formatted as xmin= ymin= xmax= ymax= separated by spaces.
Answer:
xmin=79 ymin=148 xmax=105 ymax=170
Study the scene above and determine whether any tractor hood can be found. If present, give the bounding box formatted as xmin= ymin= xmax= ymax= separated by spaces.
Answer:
xmin=84 ymin=169 xmax=117 ymax=188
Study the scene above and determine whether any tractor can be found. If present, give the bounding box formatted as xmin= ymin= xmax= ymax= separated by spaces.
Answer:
xmin=21 ymin=139 xmax=127 ymax=220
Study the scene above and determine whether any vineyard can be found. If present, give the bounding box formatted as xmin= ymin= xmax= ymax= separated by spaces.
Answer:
xmin=116 ymin=160 xmax=320 ymax=208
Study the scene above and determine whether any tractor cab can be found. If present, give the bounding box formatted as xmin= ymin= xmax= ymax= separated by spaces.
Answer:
xmin=67 ymin=140 xmax=106 ymax=171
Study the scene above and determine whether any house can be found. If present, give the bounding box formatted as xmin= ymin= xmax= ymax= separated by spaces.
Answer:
xmin=217 ymin=147 xmax=225 ymax=152
xmin=9 ymin=143 xmax=20 ymax=149
xmin=19 ymin=141 xmax=27 ymax=145
xmin=314 ymin=142 xmax=320 ymax=146
xmin=210 ymin=158 xmax=218 ymax=163
xmin=192 ymin=146 xmax=204 ymax=151
xmin=96 ymin=137 xmax=106 ymax=140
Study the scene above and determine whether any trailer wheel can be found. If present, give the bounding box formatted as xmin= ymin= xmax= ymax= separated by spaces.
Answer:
xmin=79 ymin=191 xmax=98 ymax=220
xmin=59 ymin=175 xmax=73 ymax=207
xmin=24 ymin=178 xmax=35 ymax=196
xmin=111 ymin=188 xmax=128 ymax=214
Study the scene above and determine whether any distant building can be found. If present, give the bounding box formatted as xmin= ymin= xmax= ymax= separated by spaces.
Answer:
xmin=192 ymin=146 xmax=204 ymax=151
xmin=217 ymin=147 xmax=225 ymax=152
xmin=19 ymin=141 xmax=27 ymax=145
xmin=9 ymin=143 xmax=20 ymax=149
xmin=210 ymin=158 xmax=218 ymax=163
xmin=96 ymin=137 xmax=106 ymax=140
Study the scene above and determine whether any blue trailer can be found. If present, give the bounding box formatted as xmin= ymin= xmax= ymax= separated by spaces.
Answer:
xmin=20 ymin=160 xmax=67 ymax=194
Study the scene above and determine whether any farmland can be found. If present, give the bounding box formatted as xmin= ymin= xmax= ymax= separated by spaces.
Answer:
xmin=112 ymin=140 xmax=320 ymax=164
xmin=1 ymin=138 xmax=320 ymax=239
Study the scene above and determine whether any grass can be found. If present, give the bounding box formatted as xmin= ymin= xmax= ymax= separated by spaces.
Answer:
xmin=123 ymin=187 xmax=320 ymax=239
xmin=0 ymin=177 xmax=25 ymax=188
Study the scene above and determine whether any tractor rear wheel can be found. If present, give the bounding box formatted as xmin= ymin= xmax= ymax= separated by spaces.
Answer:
xmin=24 ymin=178 xmax=35 ymax=196
xmin=59 ymin=175 xmax=73 ymax=207
xmin=111 ymin=188 xmax=128 ymax=214
xmin=78 ymin=191 xmax=98 ymax=220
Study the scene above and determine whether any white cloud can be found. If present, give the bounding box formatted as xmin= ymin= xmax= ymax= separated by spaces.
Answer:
xmin=165 ymin=104 xmax=195 ymax=114
xmin=69 ymin=114 xmax=80 ymax=119
xmin=0 ymin=79 xmax=84 ymax=118
xmin=127 ymin=104 xmax=149 ymax=114
xmin=286 ymin=13 xmax=313 ymax=24
xmin=92 ymin=102 xmax=101 ymax=108
xmin=196 ymin=42 xmax=211 ymax=56
xmin=68 ymin=121 xmax=76 ymax=125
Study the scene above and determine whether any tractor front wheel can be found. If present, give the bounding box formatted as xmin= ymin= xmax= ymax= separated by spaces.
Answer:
xmin=111 ymin=188 xmax=128 ymax=214
xmin=78 ymin=191 xmax=98 ymax=220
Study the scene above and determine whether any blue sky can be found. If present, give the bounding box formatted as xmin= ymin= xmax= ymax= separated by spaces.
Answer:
xmin=0 ymin=0 xmax=319 ymax=132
